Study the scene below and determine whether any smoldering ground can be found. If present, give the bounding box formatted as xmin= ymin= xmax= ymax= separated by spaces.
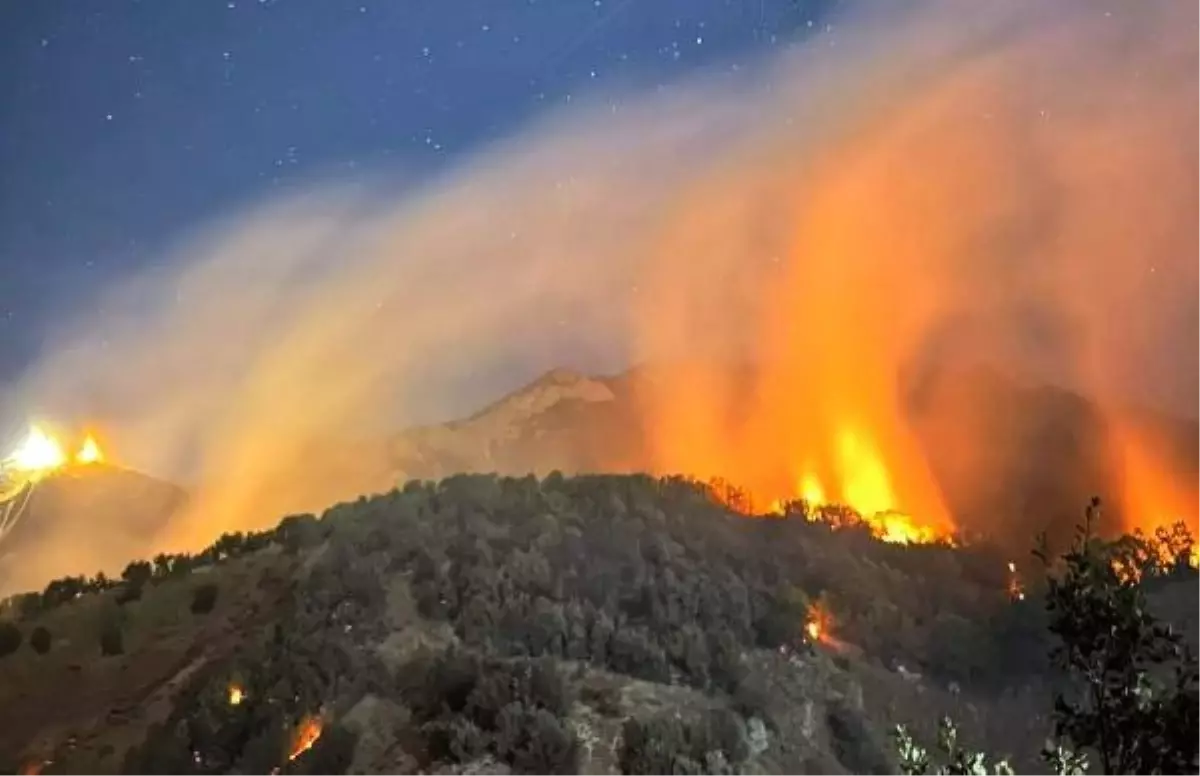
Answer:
xmin=2 ymin=0 xmax=1196 ymax=590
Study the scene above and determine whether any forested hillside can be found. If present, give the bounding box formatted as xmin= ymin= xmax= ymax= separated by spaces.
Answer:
xmin=0 ymin=474 xmax=1194 ymax=774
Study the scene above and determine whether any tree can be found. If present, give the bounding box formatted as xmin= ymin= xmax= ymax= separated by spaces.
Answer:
xmin=896 ymin=498 xmax=1197 ymax=775
xmin=121 ymin=559 xmax=153 ymax=588
xmin=1036 ymin=498 xmax=1199 ymax=774
xmin=277 ymin=513 xmax=323 ymax=554
xmin=0 ymin=621 xmax=21 ymax=657
xmin=29 ymin=625 xmax=52 ymax=655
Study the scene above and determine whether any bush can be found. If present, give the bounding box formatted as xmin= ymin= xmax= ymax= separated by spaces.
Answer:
xmin=190 ymin=582 xmax=219 ymax=614
xmin=395 ymin=651 xmax=580 ymax=774
xmin=0 ymin=621 xmax=21 ymax=657
xmin=29 ymin=626 xmax=51 ymax=655
xmin=99 ymin=621 xmax=124 ymax=656
xmin=619 ymin=716 xmax=693 ymax=775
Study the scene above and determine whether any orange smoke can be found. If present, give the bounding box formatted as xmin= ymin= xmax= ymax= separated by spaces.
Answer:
xmin=1113 ymin=429 xmax=1199 ymax=544
xmin=629 ymin=89 xmax=968 ymax=541
xmin=626 ymin=3 xmax=1195 ymax=547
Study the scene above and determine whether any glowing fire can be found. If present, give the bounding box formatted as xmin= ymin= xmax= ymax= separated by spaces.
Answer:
xmin=752 ymin=434 xmax=945 ymax=546
xmin=2 ymin=426 xmax=106 ymax=477
xmin=805 ymin=601 xmax=831 ymax=645
xmin=805 ymin=617 xmax=821 ymax=642
xmin=288 ymin=715 xmax=323 ymax=761
xmin=5 ymin=426 xmax=67 ymax=473
xmin=1006 ymin=561 xmax=1025 ymax=601
xmin=76 ymin=435 xmax=103 ymax=465
xmin=228 ymin=684 xmax=245 ymax=706
xmin=799 ymin=472 xmax=826 ymax=506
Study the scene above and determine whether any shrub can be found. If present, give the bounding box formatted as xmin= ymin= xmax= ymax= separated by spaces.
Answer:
xmin=29 ymin=626 xmax=51 ymax=655
xmin=0 ymin=621 xmax=21 ymax=657
xmin=190 ymin=582 xmax=219 ymax=614
xmin=100 ymin=621 xmax=124 ymax=656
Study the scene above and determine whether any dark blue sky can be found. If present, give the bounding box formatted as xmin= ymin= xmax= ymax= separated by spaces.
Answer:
xmin=0 ymin=0 xmax=834 ymax=375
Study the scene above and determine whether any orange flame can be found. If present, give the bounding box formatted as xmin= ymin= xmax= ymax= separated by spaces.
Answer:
xmin=5 ymin=426 xmax=67 ymax=474
xmin=805 ymin=617 xmax=821 ymax=643
xmin=76 ymin=435 xmax=104 ymax=465
xmin=1006 ymin=561 xmax=1025 ymax=601
xmin=228 ymin=683 xmax=245 ymax=706
xmin=288 ymin=715 xmax=323 ymax=762
xmin=3 ymin=425 xmax=108 ymax=475
xmin=805 ymin=602 xmax=832 ymax=645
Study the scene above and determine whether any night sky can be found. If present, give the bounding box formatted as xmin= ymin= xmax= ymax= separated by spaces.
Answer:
xmin=0 ymin=0 xmax=833 ymax=376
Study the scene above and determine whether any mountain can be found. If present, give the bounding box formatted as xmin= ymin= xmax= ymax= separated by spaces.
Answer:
xmin=0 ymin=464 xmax=188 ymax=594
xmin=385 ymin=367 xmax=647 ymax=480
xmin=382 ymin=363 xmax=1198 ymax=550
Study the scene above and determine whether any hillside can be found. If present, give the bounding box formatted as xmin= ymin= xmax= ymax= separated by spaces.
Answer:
xmin=0 ymin=473 xmax=1194 ymax=774
xmin=0 ymin=465 xmax=187 ymax=595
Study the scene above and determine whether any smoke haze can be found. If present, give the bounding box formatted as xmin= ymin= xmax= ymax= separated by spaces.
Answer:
xmin=3 ymin=0 xmax=1196 ymax=588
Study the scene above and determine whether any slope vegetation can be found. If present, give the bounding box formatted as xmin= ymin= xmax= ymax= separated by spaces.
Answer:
xmin=4 ymin=473 xmax=1192 ymax=774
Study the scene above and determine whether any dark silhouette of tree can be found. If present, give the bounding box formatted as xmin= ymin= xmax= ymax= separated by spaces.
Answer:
xmin=121 ymin=559 xmax=153 ymax=587
xmin=1036 ymin=498 xmax=1199 ymax=774
xmin=99 ymin=620 xmax=124 ymax=656
xmin=0 ymin=621 xmax=21 ymax=657
xmin=29 ymin=625 xmax=51 ymax=655
xmin=898 ymin=498 xmax=1197 ymax=775
xmin=191 ymin=582 xmax=220 ymax=614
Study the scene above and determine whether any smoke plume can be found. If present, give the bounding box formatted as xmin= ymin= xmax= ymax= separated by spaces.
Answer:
xmin=3 ymin=0 xmax=1196 ymax=588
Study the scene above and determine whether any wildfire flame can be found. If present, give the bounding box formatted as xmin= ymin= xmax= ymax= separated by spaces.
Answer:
xmin=76 ymin=435 xmax=103 ymax=465
xmin=228 ymin=684 xmax=245 ymax=706
xmin=288 ymin=715 xmax=323 ymax=762
xmin=805 ymin=617 xmax=821 ymax=643
xmin=1006 ymin=561 xmax=1025 ymax=601
xmin=759 ymin=452 xmax=944 ymax=545
xmin=805 ymin=602 xmax=831 ymax=645
xmin=2 ymin=426 xmax=106 ymax=477
xmin=5 ymin=426 xmax=67 ymax=474
xmin=693 ymin=417 xmax=950 ymax=546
